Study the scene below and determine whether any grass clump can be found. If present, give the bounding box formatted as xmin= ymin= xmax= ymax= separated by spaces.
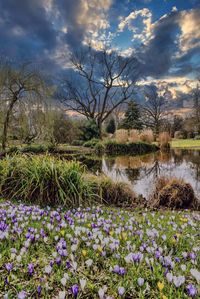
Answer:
xmin=139 ymin=129 xmax=154 ymax=143
xmin=115 ymin=129 xmax=129 ymax=143
xmin=0 ymin=155 xmax=92 ymax=207
xmin=71 ymin=140 xmax=84 ymax=146
xmin=83 ymin=138 xmax=100 ymax=148
xmin=0 ymin=155 xmax=137 ymax=208
xmin=158 ymin=132 xmax=171 ymax=150
xmin=86 ymin=175 xmax=135 ymax=207
xmin=149 ymin=177 xmax=200 ymax=210
xmin=128 ymin=129 xmax=140 ymax=142
xmin=21 ymin=144 xmax=47 ymax=153
xmin=94 ymin=142 xmax=105 ymax=154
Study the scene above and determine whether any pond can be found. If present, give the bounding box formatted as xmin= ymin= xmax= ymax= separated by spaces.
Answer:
xmin=82 ymin=149 xmax=200 ymax=198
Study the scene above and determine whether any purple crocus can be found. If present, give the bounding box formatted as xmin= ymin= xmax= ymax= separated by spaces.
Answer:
xmin=189 ymin=252 xmax=196 ymax=261
xmin=118 ymin=287 xmax=125 ymax=296
xmin=18 ymin=291 xmax=26 ymax=299
xmin=71 ymin=284 xmax=79 ymax=298
xmin=155 ymin=250 xmax=161 ymax=259
xmin=55 ymin=257 xmax=61 ymax=266
xmin=137 ymin=277 xmax=145 ymax=286
xmin=132 ymin=252 xmax=143 ymax=263
xmin=113 ymin=265 xmax=126 ymax=275
xmin=5 ymin=263 xmax=13 ymax=272
xmin=28 ymin=263 xmax=34 ymax=276
xmin=37 ymin=285 xmax=42 ymax=297
xmin=187 ymin=284 xmax=198 ymax=298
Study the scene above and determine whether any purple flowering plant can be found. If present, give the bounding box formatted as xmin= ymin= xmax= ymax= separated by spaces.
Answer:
xmin=0 ymin=201 xmax=199 ymax=298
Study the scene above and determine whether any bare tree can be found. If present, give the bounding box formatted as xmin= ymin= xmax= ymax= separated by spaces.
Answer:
xmin=0 ymin=61 xmax=46 ymax=150
xmin=59 ymin=47 xmax=139 ymax=138
xmin=142 ymin=85 xmax=165 ymax=138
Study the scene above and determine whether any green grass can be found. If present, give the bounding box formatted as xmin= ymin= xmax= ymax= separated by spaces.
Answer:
xmin=0 ymin=155 xmax=135 ymax=208
xmin=171 ymin=139 xmax=200 ymax=148
xmin=0 ymin=201 xmax=199 ymax=298
xmin=0 ymin=155 xmax=92 ymax=207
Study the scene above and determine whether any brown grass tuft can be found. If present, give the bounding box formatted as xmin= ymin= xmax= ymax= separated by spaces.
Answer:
xmin=128 ymin=129 xmax=140 ymax=142
xmin=86 ymin=174 xmax=136 ymax=207
xmin=149 ymin=177 xmax=199 ymax=210
xmin=115 ymin=129 xmax=129 ymax=143
xmin=139 ymin=130 xmax=154 ymax=143
xmin=158 ymin=132 xmax=171 ymax=149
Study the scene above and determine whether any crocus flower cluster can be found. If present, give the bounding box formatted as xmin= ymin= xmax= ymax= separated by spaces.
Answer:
xmin=0 ymin=201 xmax=199 ymax=298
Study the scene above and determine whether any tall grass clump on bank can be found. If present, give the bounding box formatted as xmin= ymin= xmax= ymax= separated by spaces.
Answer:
xmin=128 ymin=129 xmax=140 ymax=142
xmin=85 ymin=175 xmax=135 ymax=207
xmin=0 ymin=155 xmax=137 ymax=208
xmin=0 ymin=155 xmax=92 ymax=207
xmin=139 ymin=129 xmax=154 ymax=143
xmin=115 ymin=129 xmax=129 ymax=143
xmin=158 ymin=132 xmax=171 ymax=149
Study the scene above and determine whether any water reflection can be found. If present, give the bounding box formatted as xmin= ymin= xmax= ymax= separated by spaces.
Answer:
xmin=101 ymin=150 xmax=200 ymax=198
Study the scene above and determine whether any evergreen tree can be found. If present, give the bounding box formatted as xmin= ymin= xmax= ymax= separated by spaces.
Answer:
xmin=106 ymin=118 xmax=116 ymax=134
xmin=121 ymin=101 xmax=142 ymax=130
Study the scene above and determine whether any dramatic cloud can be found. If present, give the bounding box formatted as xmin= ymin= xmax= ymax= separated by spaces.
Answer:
xmin=0 ymin=0 xmax=57 ymax=59
xmin=0 ymin=0 xmax=199 ymax=108
xmin=178 ymin=8 xmax=200 ymax=54
xmin=132 ymin=8 xmax=200 ymax=78
xmin=118 ymin=8 xmax=153 ymax=44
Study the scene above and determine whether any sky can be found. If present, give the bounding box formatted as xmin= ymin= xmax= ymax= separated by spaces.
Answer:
xmin=0 ymin=0 xmax=200 ymax=110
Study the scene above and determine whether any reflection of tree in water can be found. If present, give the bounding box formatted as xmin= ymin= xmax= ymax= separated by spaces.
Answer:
xmin=138 ymin=151 xmax=178 ymax=180
xmin=143 ymin=160 xmax=161 ymax=179
xmin=187 ymin=150 xmax=200 ymax=182
xmin=171 ymin=149 xmax=184 ymax=165
xmin=78 ymin=156 xmax=102 ymax=173
xmin=104 ymin=158 xmax=116 ymax=171
xmin=125 ymin=168 xmax=140 ymax=182
xmin=101 ymin=149 xmax=200 ymax=197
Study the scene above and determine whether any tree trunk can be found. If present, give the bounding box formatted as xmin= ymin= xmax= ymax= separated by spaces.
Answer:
xmin=2 ymin=99 xmax=16 ymax=150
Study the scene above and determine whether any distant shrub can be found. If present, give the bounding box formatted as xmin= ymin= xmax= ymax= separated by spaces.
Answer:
xmin=21 ymin=144 xmax=47 ymax=153
xmin=194 ymin=135 xmax=200 ymax=140
xmin=47 ymin=143 xmax=57 ymax=153
xmin=158 ymin=132 xmax=171 ymax=149
xmin=105 ymin=140 xmax=158 ymax=155
xmin=71 ymin=140 xmax=84 ymax=146
xmin=7 ymin=146 xmax=19 ymax=154
xmin=115 ymin=129 xmax=129 ymax=143
xmin=83 ymin=138 xmax=100 ymax=148
xmin=139 ymin=130 xmax=154 ymax=143
xmin=94 ymin=142 xmax=105 ymax=154
xmin=187 ymin=132 xmax=195 ymax=139
xmin=174 ymin=131 xmax=187 ymax=139
xmin=128 ymin=129 xmax=140 ymax=143
xmin=106 ymin=118 xmax=116 ymax=134
xmin=80 ymin=119 xmax=99 ymax=141
xmin=149 ymin=177 xmax=199 ymax=210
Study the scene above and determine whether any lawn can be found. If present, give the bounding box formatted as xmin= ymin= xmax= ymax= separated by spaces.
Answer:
xmin=171 ymin=139 xmax=200 ymax=148
xmin=0 ymin=201 xmax=199 ymax=298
